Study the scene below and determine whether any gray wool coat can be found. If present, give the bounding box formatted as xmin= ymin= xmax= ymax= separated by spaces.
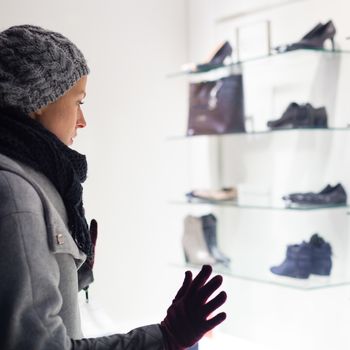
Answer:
xmin=0 ymin=154 xmax=165 ymax=350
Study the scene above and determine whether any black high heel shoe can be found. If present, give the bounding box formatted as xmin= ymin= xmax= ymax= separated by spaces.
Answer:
xmin=198 ymin=41 xmax=233 ymax=67
xmin=275 ymin=20 xmax=336 ymax=53
xmin=181 ymin=41 xmax=233 ymax=72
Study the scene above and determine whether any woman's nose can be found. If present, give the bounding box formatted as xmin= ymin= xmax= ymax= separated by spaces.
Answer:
xmin=77 ymin=109 xmax=87 ymax=128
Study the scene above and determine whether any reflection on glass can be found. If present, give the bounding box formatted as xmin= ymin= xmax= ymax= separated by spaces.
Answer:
xmin=168 ymin=48 xmax=350 ymax=77
xmin=167 ymin=127 xmax=350 ymax=141
xmin=170 ymin=198 xmax=349 ymax=211
xmin=172 ymin=262 xmax=350 ymax=290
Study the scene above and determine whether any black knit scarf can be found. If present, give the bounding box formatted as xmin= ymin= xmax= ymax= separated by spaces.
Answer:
xmin=0 ymin=107 xmax=92 ymax=257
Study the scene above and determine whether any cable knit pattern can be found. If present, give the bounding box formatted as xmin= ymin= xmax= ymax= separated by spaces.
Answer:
xmin=0 ymin=25 xmax=89 ymax=113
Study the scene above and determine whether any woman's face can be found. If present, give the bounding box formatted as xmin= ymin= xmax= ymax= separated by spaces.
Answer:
xmin=30 ymin=76 xmax=87 ymax=146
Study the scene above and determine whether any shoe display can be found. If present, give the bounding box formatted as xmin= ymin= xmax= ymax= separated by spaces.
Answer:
xmin=181 ymin=41 xmax=233 ymax=72
xmin=182 ymin=215 xmax=216 ymax=265
xmin=283 ymin=183 xmax=347 ymax=206
xmin=197 ymin=41 xmax=233 ymax=70
xmin=182 ymin=214 xmax=230 ymax=266
xmin=270 ymin=234 xmax=333 ymax=279
xmin=270 ymin=242 xmax=312 ymax=279
xmin=275 ymin=20 xmax=336 ymax=53
xmin=186 ymin=187 xmax=237 ymax=202
xmin=201 ymin=214 xmax=231 ymax=266
xmin=267 ymin=102 xmax=328 ymax=129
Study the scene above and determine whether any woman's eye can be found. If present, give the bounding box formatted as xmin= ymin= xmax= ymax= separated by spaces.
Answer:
xmin=78 ymin=101 xmax=84 ymax=105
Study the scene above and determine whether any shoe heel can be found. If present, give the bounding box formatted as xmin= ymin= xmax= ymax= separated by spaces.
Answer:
xmin=312 ymin=268 xmax=331 ymax=276
xmin=330 ymin=37 xmax=335 ymax=51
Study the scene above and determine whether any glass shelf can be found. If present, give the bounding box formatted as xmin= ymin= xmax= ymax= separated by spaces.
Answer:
xmin=171 ymin=262 xmax=350 ymax=290
xmin=168 ymin=48 xmax=350 ymax=77
xmin=170 ymin=198 xmax=349 ymax=211
xmin=168 ymin=127 xmax=350 ymax=140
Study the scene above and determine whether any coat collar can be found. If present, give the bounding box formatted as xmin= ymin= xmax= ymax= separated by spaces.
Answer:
xmin=0 ymin=153 xmax=86 ymax=265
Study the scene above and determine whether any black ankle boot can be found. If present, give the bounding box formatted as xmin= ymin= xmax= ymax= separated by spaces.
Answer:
xmin=201 ymin=214 xmax=230 ymax=266
xmin=267 ymin=102 xmax=328 ymax=129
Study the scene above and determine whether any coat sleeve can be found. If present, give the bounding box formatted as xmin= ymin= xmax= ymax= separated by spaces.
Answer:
xmin=0 ymin=172 xmax=166 ymax=350
xmin=71 ymin=325 xmax=166 ymax=349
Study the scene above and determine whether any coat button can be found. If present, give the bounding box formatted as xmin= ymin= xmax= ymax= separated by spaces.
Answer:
xmin=56 ymin=234 xmax=64 ymax=245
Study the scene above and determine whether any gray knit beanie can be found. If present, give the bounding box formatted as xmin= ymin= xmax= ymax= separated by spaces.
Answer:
xmin=0 ymin=24 xmax=90 ymax=113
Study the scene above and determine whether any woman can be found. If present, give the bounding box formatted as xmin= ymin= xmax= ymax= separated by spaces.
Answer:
xmin=0 ymin=25 xmax=227 ymax=349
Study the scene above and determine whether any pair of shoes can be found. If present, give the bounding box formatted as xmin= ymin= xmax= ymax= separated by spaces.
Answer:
xmin=267 ymin=102 xmax=328 ymax=129
xmin=283 ymin=183 xmax=347 ymax=206
xmin=270 ymin=233 xmax=332 ymax=279
xmin=182 ymin=214 xmax=230 ymax=266
xmin=275 ymin=20 xmax=336 ymax=53
xmin=186 ymin=187 xmax=237 ymax=202
xmin=181 ymin=41 xmax=233 ymax=72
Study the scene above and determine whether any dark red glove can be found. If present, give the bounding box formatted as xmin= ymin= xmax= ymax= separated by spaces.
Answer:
xmin=87 ymin=219 xmax=98 ymax=269
xmin=81 ymin=219 xmax=98 ymax=302
xmin=160 ymin=265 xmax=227 ymax=350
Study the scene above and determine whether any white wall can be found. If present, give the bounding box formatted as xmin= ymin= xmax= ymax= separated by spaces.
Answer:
xmin=181 ymin=0 xmax=350 ymax=349
xmin=0 ymin=0 xmax=190 ymax=329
